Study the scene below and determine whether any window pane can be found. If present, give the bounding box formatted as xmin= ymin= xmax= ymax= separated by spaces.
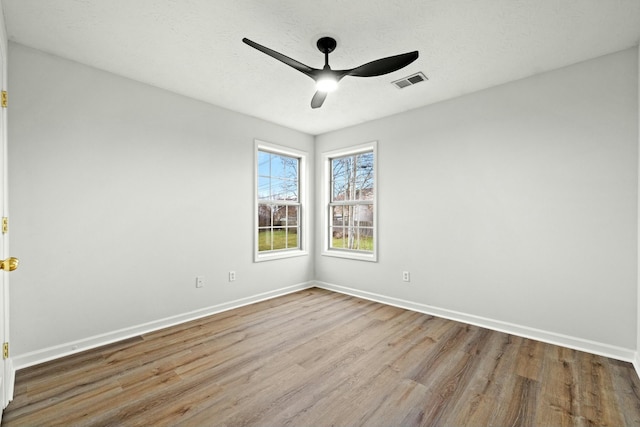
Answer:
xmin=258 ymin=229 xmax=273 ymax=252
xmin=269 ymin=178 xmax=297 ymax=201
xmin=330 ymin=228 xmax=347 ymax=249
xmin=284 ymin=179 xmax=299 ymax=201
xmin=331 ymin=156 xmax=351 ymax=201
xmin=286 ymin=227 xmax=299 ymax=248
xmin=270 ymin=178 xmax=286 ymax=201
xmin=258 ymin=204 xmax=273 ymax=227
xmin=355 ymin=152 xmax=374 ymax=200
xmin=271 ymin=227 xmax=287 ymax=250
xmin=354 ymin=204 xmax=374 ymax=226
xmin=270 ymin=154 xmax=298 ymax=180
xmin=331 ymin=152 xmax=374 ymax=202
xmin=258 ymin=151 xmax=271 ymax=177
xmin=259 ymin=151 xmax=299 ymax=201
xmin=257 ymin=176 xmax=271 ymax=200
xmin=286 ymin=205 xmax=299 ymax=226
xmin=331 ymin=205 xmax=344 ymax=226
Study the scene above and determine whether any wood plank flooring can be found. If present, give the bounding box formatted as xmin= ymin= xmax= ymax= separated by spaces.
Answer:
xmin=3 ymin=287 xmax=640 ymax=426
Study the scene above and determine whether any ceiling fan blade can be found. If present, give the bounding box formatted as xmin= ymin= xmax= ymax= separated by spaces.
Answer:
xmin=346 ymin=51 xmax=419 ymax=78
xmin=311 ymin=91 xmax=328 ymax=109
xmin=243 ymin=38 xmax=317 ymax=78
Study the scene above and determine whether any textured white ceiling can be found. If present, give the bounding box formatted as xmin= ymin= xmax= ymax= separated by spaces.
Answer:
xmin=3 ymin=0 xmax=640 ymax=135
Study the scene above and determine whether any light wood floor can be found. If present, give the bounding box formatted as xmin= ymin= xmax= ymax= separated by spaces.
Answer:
xmin=3 ymin=288 xmax=640 ymax=426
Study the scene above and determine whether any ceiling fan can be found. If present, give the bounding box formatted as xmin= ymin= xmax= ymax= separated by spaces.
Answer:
xmin=242 ymin=36 xmax=419 ymax=109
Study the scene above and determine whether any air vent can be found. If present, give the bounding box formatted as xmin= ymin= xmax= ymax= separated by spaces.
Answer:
xmin=392 ymin=72 xmax=428 ymax=89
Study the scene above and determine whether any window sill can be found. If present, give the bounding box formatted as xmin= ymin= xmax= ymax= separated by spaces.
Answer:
xmin=255 ymin=249 xmax=308 ymax=263
xmin=321 ymin=249 xmax=377 ymax=262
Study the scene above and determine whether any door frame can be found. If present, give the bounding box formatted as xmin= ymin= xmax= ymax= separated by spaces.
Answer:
xmin=0 ymin=0 xmax=14 ymax=413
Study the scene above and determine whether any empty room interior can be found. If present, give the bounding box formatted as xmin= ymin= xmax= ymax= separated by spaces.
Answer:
xmin=0 ymin=0 xmax=639 ymax=425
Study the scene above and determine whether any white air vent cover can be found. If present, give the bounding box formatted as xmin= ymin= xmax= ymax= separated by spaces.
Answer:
xmin=392 ymin=72 xmax=428 ymax=89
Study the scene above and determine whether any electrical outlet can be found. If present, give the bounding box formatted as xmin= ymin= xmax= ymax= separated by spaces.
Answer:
xmin=402 ymin=271 xmax=410 ymax=282
xmin=229 ymin=271 xmax=236 ymax=282
xmin=196 ymin=276 xmax=204 ymax=288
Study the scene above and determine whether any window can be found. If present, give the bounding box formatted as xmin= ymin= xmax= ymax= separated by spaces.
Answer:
xmin=255 ymin=141 xmax=307 ymax=262
xmin=323 ymin=142 xmax=377 ymax=261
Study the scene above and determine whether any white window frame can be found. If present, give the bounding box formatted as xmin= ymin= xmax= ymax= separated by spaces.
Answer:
xmin=255 ymin=140 xmax=308 ymax=262
xmin=322 ymin=141 xmax=377 ymax=262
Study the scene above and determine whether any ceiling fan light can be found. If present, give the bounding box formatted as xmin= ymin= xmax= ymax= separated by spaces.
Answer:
xmin=316 ymin=76 xmax=338 ymax=92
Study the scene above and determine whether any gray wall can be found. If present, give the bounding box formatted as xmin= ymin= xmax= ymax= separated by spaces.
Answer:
xmin=315 ymin=48 xmax=639 ymax=350
xmin=8 ymin=43 xmax=314 ymax=358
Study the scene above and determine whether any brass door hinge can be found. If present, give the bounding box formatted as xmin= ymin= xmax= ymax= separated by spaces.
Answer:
xmin=1 ymin=91 xmax=7 ymax=108
xmin=3 ymin=343 xmax=8 ymax=359
xmin=2 ymin=217 xmax=7 ymax=234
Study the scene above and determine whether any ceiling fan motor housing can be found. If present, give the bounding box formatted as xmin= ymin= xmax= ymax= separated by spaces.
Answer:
xmin=316 ymin=37 xmax=337 ymax=54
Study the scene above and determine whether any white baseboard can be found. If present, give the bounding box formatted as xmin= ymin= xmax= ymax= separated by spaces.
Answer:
xmin=12 ymin=282 xmax=315 ymax=371
xmin=634 ymin=353 xmax=640 ymax=380
xmin=11 ymin=280 xmax=638 ymax=375
xmin=315 ymin=281 xmax=637 ymax=364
